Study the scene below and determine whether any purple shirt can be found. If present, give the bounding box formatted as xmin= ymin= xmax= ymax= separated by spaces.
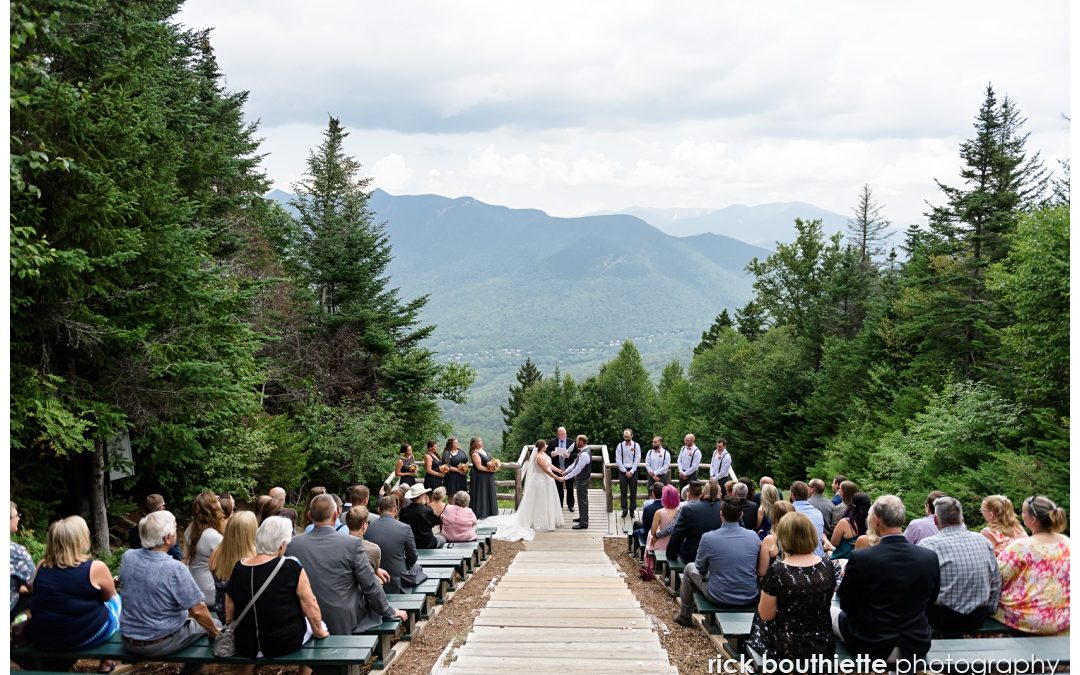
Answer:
xmin=904 ymin=515 xmax=939 ymax=545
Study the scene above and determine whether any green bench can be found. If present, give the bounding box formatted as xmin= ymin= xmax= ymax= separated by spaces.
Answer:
xmin=11 ymin=633 xmax=376 ymax=675
xmin=385 ymin=593 xmax=426 ymax=637
xmin=407 ymin=575 xmax=450 ymax=603
xmin=360 ymin=618 xmax=401 ymax=669
xmin=666 ymin=560 xmax=686 ymax=596
xmin=416 ymin=551 xmax=471 ymax=576
xmin=692 ymin=591 xmax=756 ymax=647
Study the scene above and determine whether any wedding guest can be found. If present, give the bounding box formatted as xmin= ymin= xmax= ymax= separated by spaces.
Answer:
xmin=676 ymin=435 xmax=702 ymax=489
xmin=666 ymin=480 xmax=723 ymax=565
xmin=128 ymin=494 xmax=181 ymax=561
xmin=119 ymin=511 xmax=221 ymax=661
xmin=830 ymin=475 xmax=847 ymax=506
xmin=305 ymin=496 xmax=345 ymax=534
xmin=903 ymin=491 xmax=948 ymax=545
xmin=269 ymin=487 xmax=287 ymax=503
xmin=400 ymin=485 xmax=445 ymax=549
xmin=635 ymin=482 xmax=665 ymax=549
xmin=184 ymin=491 xmax=226 ymax=605
xmin=733 ymin=481 xmax=759 ymax=530
xmin=468 ymin=437 xmax=499 ymax=519
xmin=855 ymin=514 xmax=880 ymax=550
xmin=645 ymin=436 xmax=671 ymax=488
xmin=753 ymin=477 xmax=783 ymax=504
xmin=675 ymin=495 xmax=760 ymax=626
xmin=833 ymin=495 xmax=939 ymax=661
xmin=790 ymin=481 xmax=827 ymax=558
xmin=442 ymin=437 xmax=469 ymax=496
xmin=756 ymin=512 xmax=837 ymax=660
xmin=28 ymin=515 xmax=121 ymax=667
xmin=365 ymin=497 xmax=428 ymax=594
xmin=218 ymin=493 xmax=235 ymax=520
xmin=994 ymin=495 xmax=1069 ymax=634
xmin=339 ymin=485 xmax=377 ymax=529
xmin=227 ymin=516 xmax=329 ymax=660
xmin=345 ymin=506 xmax=383 ymax=573
xmin=442 ymin=491 xmax=478 ymax=543
xmin=807 ymin=480 xmax=835 ymax=532
xmin=396 ymin=444 xmax=419 ymax=486
xmin=979 ymin=495 xmax=1027 ymax=555
xmin=430 ymin=487 xmax=448 ymax=519
xmin=645 ymin=485 xmax=680 ymax=574
xmin=830 ymin=492 xmax=870 ymax=560
xmin=208 ymin=510 xmax=257 ymax=624
xmin=830 ymin=481 xmax=857 ymax=533
xmin=758 ymin=501 xmax=796 ymax=576
xmin=757 ymin=483 xmax=781 ymax=539
xmin=423 ymin=440 xmax=446 ymax=491
xmin=918 ymin=497 xmax=1001 ymax=636
xmin=10 ymin=502 xmax=34 ymax=617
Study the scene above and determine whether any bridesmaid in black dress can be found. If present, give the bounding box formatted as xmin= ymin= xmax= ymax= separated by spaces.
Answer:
xmin=423 ymin=440 xmax=446 ymax=491
xmin=468 ymin=437 xmax=499 ymax=519
xmin=396 ymin=443 xmax=419 ymax=486
xmin=442 ymin=437 xmax=469 ymax=496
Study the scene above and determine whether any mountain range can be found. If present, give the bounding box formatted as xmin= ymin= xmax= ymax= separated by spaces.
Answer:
xmin=265 ymin=188 xmax=838 ymax=449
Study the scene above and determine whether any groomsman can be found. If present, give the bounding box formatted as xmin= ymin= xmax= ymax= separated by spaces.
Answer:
xmin=615 ymin=428 xmax=642 ymax=519
xmin=709 ymin=438 xmax=732 ymax=493
xmin=677 ymin=434 xmax=702 ymax=489
xmin=549 ymin=426 xmax=576 ymax=512
xmin=645 ymin=436 xmax=671 ymax=488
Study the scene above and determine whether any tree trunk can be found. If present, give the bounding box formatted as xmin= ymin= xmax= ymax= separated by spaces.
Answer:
xmin=89 ymin=439 xmax=111 ymax=554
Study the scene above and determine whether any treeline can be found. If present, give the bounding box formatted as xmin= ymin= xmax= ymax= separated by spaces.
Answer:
xmin=10 ymin=1 xmax=473 ymax=547
xmin=504 ymin=85 xmax=1069 ymax=524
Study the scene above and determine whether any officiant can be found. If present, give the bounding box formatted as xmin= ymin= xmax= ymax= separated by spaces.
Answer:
xmin=549 ymin=426 xmax=577 ymax=512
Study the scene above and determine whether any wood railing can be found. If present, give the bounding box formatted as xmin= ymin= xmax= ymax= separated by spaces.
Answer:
xmin=603 ymin=459 xmax=739 ymax=505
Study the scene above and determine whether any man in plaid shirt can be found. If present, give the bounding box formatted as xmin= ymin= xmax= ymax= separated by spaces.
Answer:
xmin=918 ymin=496 xmax=1002 ymax=636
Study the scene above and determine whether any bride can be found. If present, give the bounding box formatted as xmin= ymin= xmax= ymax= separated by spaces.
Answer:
xmin=487 ymin=439 xmax=565 ymax=541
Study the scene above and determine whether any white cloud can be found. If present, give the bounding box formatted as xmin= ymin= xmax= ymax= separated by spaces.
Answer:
xmin=371 ymin=154 xmax=414 ymax=192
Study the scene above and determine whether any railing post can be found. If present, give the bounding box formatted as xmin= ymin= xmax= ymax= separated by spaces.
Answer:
xmin=600 ymin=444 xmax=613 ymax=514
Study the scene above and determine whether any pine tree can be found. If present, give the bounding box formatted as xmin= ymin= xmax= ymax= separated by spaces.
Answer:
xmin=735 ymin=300 xmax=767 ymax=340
xmin=501 ymin=358 xmax=543 ymax=450
xmin=847 ymin=184 xmax=890 ymax=266
xmin=694 ymin=310 xmax=734 ymax=355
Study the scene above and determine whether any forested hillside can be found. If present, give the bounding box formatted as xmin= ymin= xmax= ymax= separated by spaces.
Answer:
xmin=504 ymin=86 xmax=1070 ymax=523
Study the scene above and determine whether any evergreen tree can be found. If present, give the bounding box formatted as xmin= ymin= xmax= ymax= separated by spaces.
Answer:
xmin=574 ymin=341 xmax=659 ymax=445
xmin=694 ymin=310 xmax=734 ymax=355
xmin=506 ymin=369 xmax=579 ymax=453
xmin=734 ymin=300 xmax=767 ymax=340
xmin=847 ymin=184 xmax=890 ymax=266
xmin=501 ymin=358 xmax=543 ymax=450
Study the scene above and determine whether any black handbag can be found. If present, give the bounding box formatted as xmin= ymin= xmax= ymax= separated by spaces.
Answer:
xmin=213 ymin=556 xmax=285 ymax=658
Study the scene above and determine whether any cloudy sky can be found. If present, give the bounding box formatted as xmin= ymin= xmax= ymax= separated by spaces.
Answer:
xmin=177 ymin=1 xmax=1069 ymax=226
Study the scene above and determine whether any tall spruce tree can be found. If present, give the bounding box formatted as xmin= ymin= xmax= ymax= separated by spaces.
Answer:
xmin=735 ymin=300 xmax=767 ymax=340
xmin=847 ymin=184 xmax=890 ymax=266
xmin=694 ymin=310 xmax=734 ymax=355
xmin=501 ymin=358 xmax=543 ymax=450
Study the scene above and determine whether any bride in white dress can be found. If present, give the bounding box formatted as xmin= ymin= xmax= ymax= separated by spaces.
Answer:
xmin=488 ymin=440 xmax=565 ymax=541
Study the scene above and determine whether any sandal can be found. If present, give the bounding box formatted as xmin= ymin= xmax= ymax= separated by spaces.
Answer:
xmin=97 ymin=660 xmax=117 ymax=674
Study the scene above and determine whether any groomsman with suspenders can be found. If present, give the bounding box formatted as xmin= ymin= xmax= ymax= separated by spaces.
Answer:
xmin=677 ymin=434 xmax=703 ymax=489
xmin=710 ymin=438 xmax=733 ymax=494
xmin=549 ymin=426 xmax=576 ymax=512
xmin=615 ymin=428 xmax=642 ymax=519
xmin=645 ymin=436 xmax=671 ymax=488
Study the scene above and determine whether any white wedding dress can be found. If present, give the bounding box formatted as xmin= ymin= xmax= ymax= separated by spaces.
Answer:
xmin=485 ymin=451 xmax=565 ymax=541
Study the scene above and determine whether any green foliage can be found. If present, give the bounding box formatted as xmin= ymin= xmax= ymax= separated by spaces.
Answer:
xmin=694 ymin=310 xmax=734 ymax=355
xmin=501 ymin=358 xmax=543 ymax=449
xmin=505 ymin=369 xmax=579 ymax=456
xmin=573 ymin=341 xmax=660 ymax=446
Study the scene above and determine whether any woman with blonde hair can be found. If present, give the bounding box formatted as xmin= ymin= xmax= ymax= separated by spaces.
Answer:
xmin=980 ymin=495 xmax=1027 ymax=555
xmin=430 ymin=486 xmax=448 ymax=518
xmin=184 ymin=491 xmax=226 ymax=605
xmin=994 ymin=496 xmax=1070 ymax=634
xmin=208 ymin=510 xmax=258 ymax=623
xmin=28 ymin=516 xmax=120 ymax=669
xmin=757 ymin=501 xmax=796 ymax=576
xmin=757 ymin=483 xmax=781 ymax=538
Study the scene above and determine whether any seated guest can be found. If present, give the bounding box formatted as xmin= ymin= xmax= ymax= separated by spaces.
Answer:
xmin=340 ymin=485 xmax=378 ymax=529
xmin=430 ymin=486 xmax=449 ymax=519
xmin=918 ymin=496 xmax=1001 ymax=636
xmin=675 ymin=495 xmax=760 ymax=626
xmin=753 ymin=477 xmax=783 ymax=504
xmin=10 ymin=501 xmax=34 ymax=618
xmin=400 ymin=484 xmax=445 ymax=549
xmin=365 ymin=497 xmax=428 ymax=594
xmin=830 ymin=492 xmax=870 ymax=560
xmin=441 ymin=491 xmax=478 ymax=543
xmin=645 ymin=485 xmax=680 ymax=574
xmin=120 ymin=511 xmax=221 ymax=664
xmin=979 ymin=495 xmax=1027 ymax=555
xmin=756 ymin=512 xmax=837 ymax=660
xmin=733 ymin=481 xmax=759 ymax=530
xmin=830 ymin=475 xmax=847 ymax=505
xmin=830 ymin=481 xmax=857 ymax=534
xmin=286 ymin=495 xmax=406 ymax=635
xmin=904 ymin=490 xmax=948 ymax=545
xmin=790 ymin=481 xmax=827 ymax=557
xmin=757 ymin=501 xmax=796 ymax=576
xmin=183 ymin=491 xmax=226 ymax=606
xmin=279 ymin=508 xmax=298 ymax=531
xmin=833 ymin=495 xmax=940 ymax=661
xmin=633 ymin=482 xmax=665 ymax=548
xmin=807 ymin=479 xmax=835 ymax=534
xmin=29 ymin=515 xmax=120 ymax=674
xmin=208 ymin=511 xmax=258 ymax=624
xmin=854 ymin=515 xmax=880 ymax=550
xmin=994 ymin=495 xmax=1069 ymax=635
xmin=757 ymin=483 xmax=781 ymax=539
xmin=226 ymin=516 xmax=329 ymax=660
xmin=305 ymin=496 xmax=345 ymax=533
xmin=218 ymin=493 xmax=235 ymax=520
xmin=345 ymin=506 xmax=384 ymax=572
xmin=665 ymin=480 xmax=721 ymax=564
xmin=128 ymin=494 xmax=181 ymax=561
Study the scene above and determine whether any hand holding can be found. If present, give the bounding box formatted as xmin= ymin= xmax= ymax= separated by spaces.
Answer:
xmin=376 ymin=568 xmax=391 ymax=584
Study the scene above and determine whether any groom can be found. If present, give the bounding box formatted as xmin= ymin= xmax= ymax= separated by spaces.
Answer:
xmin=557 ymin=435 xmax=591 ymax=529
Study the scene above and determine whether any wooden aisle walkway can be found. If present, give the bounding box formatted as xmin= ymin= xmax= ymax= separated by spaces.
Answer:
xmin=444 ymin=490 xmax=677 ymax=674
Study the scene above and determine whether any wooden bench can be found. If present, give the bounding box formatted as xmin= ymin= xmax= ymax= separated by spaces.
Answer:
xmin=666 ymin=560 xmax=686 ymax=597
xmin=407 ymin=574 xmax=451 ymax=603
xmin=359 ymin=618 xmax=401 ymax=669
xmin=384 ymin=593 xmax=426 ymax=636
xmin=416 ymin=551 xmax=472 ymax=576
xmin=692 ymin=591 xmax=755 ymax=649
xmin=12 ymin=633 xmax=376 ymax=675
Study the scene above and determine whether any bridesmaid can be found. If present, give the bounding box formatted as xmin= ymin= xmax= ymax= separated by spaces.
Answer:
xmin=396 ymin=444 xmax=419 ymax=486
xmin=423 ymin=440 xmax=446 ymax=491
xmin=442 ymin=437 xmax=469 ymax=496
xmin=468 ymin=437 xmax=499 ymax=519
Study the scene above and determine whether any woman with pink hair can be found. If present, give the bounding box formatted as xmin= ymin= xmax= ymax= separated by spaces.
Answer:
xmin=644 ymin=485 xmax=681 ymax=574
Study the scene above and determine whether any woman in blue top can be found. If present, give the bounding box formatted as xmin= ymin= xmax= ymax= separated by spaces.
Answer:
xmin=29 ymin=516 xmax=120 ymax=672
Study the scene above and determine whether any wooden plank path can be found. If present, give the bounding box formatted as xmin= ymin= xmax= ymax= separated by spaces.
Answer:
xmin=445 ymin=490 xmax=677 ymax=674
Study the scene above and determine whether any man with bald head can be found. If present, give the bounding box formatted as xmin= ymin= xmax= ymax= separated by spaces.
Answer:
xmin=752 ymin=476 xmax=784 ymax=504
xmin=549 ymin=425 xmax=576 ymax=512
xmin=676 ymin=434 xmax=702 ymax=489
xmin=269 ymin=486 xmax=287 ymax=502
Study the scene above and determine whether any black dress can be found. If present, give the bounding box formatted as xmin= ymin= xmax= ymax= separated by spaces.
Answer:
xmin=423 ymin=453 xmax=445 ymax=491
xmin=468 ymin=449 xmax=499 ymax=519
xmin=443 ymin=449 xmax=469 ymax=495
xmin=227 ymin=557 xmax=307 ymax=658
xmin=751 ymin=559 xmax=836 ymax=660
xmin=399 ymin=455 xmax=418 ymax=486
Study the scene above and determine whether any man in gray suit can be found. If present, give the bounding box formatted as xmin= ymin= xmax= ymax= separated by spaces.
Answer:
xmin=286 ymin=494 xmax=406 ymax=634
xmin=557 ymin=435 xmax=592 ymax=530
xmin=364 ymin=496 xmax=429 ymax=594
